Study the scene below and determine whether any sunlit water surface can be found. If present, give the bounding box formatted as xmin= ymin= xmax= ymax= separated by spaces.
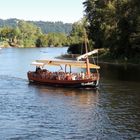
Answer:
xmin=0 ymin=48 xmax=140 ymax=140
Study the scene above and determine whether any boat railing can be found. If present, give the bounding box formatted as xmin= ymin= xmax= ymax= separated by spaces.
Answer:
xmin=28 ymin=69 xmax=98 ymax=81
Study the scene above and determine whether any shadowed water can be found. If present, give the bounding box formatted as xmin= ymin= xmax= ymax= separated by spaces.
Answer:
xmin=0 ymin=48 xmax=140 ymax=140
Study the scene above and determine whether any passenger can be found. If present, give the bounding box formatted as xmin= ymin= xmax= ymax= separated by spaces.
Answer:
xmin=66 ymin=73 xmax=71 ymax=80
xmin=36 ymin=66 xmax=41 ymax=72
xmin=81 ymin=71 xmax=85 ymax=79
xmin=72 ymin=74 xmax=76 ymax=80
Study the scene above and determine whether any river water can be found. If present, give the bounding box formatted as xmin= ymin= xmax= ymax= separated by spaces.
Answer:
xmin=0 ymin=48 xmax=140 ymax=140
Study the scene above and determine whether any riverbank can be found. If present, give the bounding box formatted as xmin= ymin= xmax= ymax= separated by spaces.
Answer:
xmin=1 ymin=46 xmax=140 ymax=65
xmin=99 ymin=54 xmax=140 ymax=66
xmin=57 ymin=53 xmax=140 ymax=66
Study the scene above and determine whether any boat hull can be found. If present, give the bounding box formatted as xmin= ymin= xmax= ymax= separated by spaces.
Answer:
xmin=27 ymin=72 xmax=99 ymax=88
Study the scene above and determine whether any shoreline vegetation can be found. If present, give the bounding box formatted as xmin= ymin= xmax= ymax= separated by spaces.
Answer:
xmin=0 ymin=19 xmax=72 ymax=48
xmin=57 ymin=48 xmax=140 ymax=66
xmin=0 ymin=0 xmax=140 ymax=65
xmin=0 ymin=17 xmax=140 ymax=65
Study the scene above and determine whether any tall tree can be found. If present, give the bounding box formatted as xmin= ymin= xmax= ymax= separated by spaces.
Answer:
xmin=18 ymin=21 xmax=42 ymax=47
xmin=67 ymin=19 xmax=89 ymax=54
xmin=83 ymin=0 xmax=140 ymax=60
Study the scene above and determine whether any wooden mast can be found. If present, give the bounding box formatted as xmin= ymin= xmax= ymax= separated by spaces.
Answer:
xmin=84 ymin=29 xmax=90 ymax=77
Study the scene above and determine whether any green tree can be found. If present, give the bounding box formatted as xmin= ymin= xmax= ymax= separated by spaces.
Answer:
xmin=67 ymin=19 xmax=89 ymax=54
xmin=0 ymin=19 xmax=71 ymax=48
xmin=46 ymin=33 xmax=68 ymax=47
xmin=36 ymin=34 xmax=48 ymax=47
xmin=0 ymin=26 xmax=20 ymax=46
xmin=18 ymin=21 xmax=42 ymax=47
xmin=84 ymin=0 xmax=140 ymax=60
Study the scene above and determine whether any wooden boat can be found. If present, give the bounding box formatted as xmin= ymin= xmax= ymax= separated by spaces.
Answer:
xmin=27 ymin=49 xmax=100 ymax=88
xmin=28 ymin=29 xmax=100 ymax=88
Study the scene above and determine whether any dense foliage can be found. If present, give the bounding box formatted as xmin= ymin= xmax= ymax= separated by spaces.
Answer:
xmin=0 ymin=19 xmax=89 ymax=49
xmin=83 ymin=0 xmax=140 ymax=61
xmin=0 ymin=18 xmax=72 ymax=34
xmin=32 ymin=21 xmax=72 ymax=34
xmin=67 ymin=20 xmax=85 ymax=54
xmin=0 ymin=20 xmax=70 ymax=47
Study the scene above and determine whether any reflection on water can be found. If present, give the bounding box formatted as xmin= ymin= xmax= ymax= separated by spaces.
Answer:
xmin=31 ymin=84 xmax=99 ymax=107
xmin=100 ymin=63 xmax=140 ymax=82
xmin=0 ymin=76 xmax=104 ymax=140
xmin=0 ymin=48 xmax=140 ymax=139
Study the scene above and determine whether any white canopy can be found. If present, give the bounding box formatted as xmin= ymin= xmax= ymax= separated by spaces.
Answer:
xmin=77 ymin=49 xmax=98 ymax=61
xmin=31 ymin=59 xmax=100 ymax=69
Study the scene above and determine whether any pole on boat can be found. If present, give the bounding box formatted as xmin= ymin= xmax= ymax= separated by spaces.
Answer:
xmin=84 ymin=29 xmax=90 ymax=77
